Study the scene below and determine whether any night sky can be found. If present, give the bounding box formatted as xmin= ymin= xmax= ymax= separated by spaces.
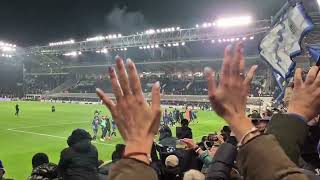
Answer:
xmin=0 ymin=0 xmax=286 ymax=46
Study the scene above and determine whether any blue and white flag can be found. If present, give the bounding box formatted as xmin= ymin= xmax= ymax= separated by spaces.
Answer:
xmin=260 ymin=2 xmax=313 ymax=79
xmin=307 ymin=45 xmax=320 ymax=65
xmin=260 ymin=2 xmax=313 ymax=103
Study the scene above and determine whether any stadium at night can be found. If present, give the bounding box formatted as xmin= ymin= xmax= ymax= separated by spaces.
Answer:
xmin=0 ymin=0 xmax=320 ymax=179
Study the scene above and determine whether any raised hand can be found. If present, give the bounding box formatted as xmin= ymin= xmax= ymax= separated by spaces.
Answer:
xmin=204 ymin=43 xmax=258 ymax=140
xmin=288 ymin=66 xmax=320 ymax=121
xmin=181 ymin=138 xmax=197 ymax=149
xmin=96 ymin=56 xmax=161 ymax=164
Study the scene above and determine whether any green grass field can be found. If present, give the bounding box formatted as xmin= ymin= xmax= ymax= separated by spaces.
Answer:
xmin=0 ymin=101 xmax=225 ymax=179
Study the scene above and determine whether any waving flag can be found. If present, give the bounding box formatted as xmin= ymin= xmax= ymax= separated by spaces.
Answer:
xmin=260 ymin=2 xmax=313 ymax=79
xmin=307 ymin=45 xmax=320 ymax=65
xmin=260 ymin=2 xmax=313 ymax=103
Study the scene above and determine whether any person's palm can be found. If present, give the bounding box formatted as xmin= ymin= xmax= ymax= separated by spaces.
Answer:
xmin=96 ymin=57 xmax=161 ymax=158
xmin=204 ymin=43 xmax=257 ymax=139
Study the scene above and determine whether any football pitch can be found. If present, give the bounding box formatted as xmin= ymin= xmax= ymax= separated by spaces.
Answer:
xmin=0 ymin=101 xmax=225 ymax=179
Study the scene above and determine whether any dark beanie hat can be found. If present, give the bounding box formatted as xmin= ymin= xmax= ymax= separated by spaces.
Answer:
xmin=32 ymin=153 xmax=49 ymax=168
xmin=181 ymin=119 xmax=189 ymax=126
xmin=67 ymin=128 xmax=92 ymax=147
xmin=222 ymin=126 xmax=231 ymax=133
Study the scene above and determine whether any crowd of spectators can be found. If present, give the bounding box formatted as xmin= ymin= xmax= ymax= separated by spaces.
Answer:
xmin=1 ymin=44 xmax=320 ymax=180
xmin=37 ymin=72 xmax=271 ymax=96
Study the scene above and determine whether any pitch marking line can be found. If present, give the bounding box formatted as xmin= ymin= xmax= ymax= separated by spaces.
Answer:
xmin=7 ymin=129 xmax=115 ymax=147
xmin=8 ymin=121 xmax=89 ymax=130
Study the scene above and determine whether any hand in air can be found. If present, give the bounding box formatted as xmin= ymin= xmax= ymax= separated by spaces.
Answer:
xmin=181 ymin=138 xmax=197 ymax=149
xmin=288 ymin=67 xmax=320 ymax=121
xmin=204 ymin=43 xmax=258 ymax=140
xmin=96 ymin=56 xmax=161 ymax=163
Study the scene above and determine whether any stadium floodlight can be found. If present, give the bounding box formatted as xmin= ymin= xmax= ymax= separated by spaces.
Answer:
xmin=2 ymin=46 xmax=16 ymax=52
xmin=202 ymin=23 xmax=208 ymax=28
xmin=218 ymin=39 xmax=222 ymax=43
xmin=176 ymin=27 xmax=180 ymax=30
xmin=151 ymin=45 xmax=155 ymax=48
xmin=211 ymin=40 xmax=215 ymax=43
xmin=250 ymin=36 xmax=254 ymax=40
xmin=86 ymin=36 xmax=105 ymax=42
xmin=124 ymin=48 xmax=127 ymax=51
xmin=242 ymin=37 xmax=247 ymax=40
xmin=146 ymin=29 xmax=156 ymax=35
xmin=155 ymin=44 xmax=159 ymax=48
xmin=100 ymin=48 xmax=108 ymax=53
xmin=181 ymin=42 xmax=186 ymax=46
xmin=196 ymin=24 xmax=199 ymax=28
xmin=156 ymin=29 xmax=161 ymax=33
xmin=96 ymin=50 xmax=101 ymax=53
xmin=118 ymin=34 xmax=122 ymax=38
xmin=167 ymin=43 xmax=172 ymax=47
xmin=236 ymin=38 xmax=240 ymax=41
xmin=163 ymin=44 xmax=167 ymax=47
xmin=147 ymin=45 xmax=150 ymax=49
xmin=230 ymin=38 xmax=235 ymax=42
xmin=63 ymin=51 xmax=81 ymax=56
xmin=49 ymin=39 xmax=75 ymax=46
xmin=139 ymin=47 xmax=143 ymax=49
xmin=143 ymin=46 xmax=147 ymax=49
xmin=112 ymin=34 xmax=117 ymax=39
xmin=216 ymin=16 xmax=252 ymax=28
xmin=318 ymin=0 xmax=320 ymax=8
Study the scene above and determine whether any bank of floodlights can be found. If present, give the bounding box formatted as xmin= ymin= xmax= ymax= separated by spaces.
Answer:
xmin=63 ymin=51 xmax=82 ymax=56
xmin=195 ymin=15 xmax=252 ymax=29
xmin=49 ymin=39 xmax=74 ymax=46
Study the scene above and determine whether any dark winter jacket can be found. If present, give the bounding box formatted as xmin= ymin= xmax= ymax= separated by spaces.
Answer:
xmin=58 ymin=129 xmax=99 ymax=180
xmin=206 ymin=142 xmax=237 ymax=180
xmin=176 ymin=126 xmax=192 ymax=139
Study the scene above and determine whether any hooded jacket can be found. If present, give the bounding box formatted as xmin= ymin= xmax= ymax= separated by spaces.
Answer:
xmin=58 ymin=129 xmax=99 ymax=180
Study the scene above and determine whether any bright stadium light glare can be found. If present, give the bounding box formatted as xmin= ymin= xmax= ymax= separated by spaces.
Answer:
xmin=86 ymin=36 xmax=105 ymax=42
xmin=155 ymin=44 xmax=159 ymax=48
xmin=242 ymin=37 xmax=247 ymax=40
xmin=236 ymin=38 xmax=240 ymax=41
xmin=167 ymin=43 xmax=172 ymax=47
xmin=202 ymin=23 xmax=208 ymax=28
xmin=216 ymin=16 xmax=252 ymax=28
xmin=49 ymin=39 xmax=75 ymax=46
xmin=63 ymin=51 xmax=82 ymax=56
xmin=147 ymin=45 xmax=150 ymax=49
xmin=196 ymin=24 xmax=199 ymax=28
xmin=124 ymin=48 xmax=127 ymax=51
xmin=151 ymin=45 xmax=155 ymax=48
xmin=139 ymin=47 xmax=143 ymax=49
xmin=118 ymin=34 xmax=122 ymax=38
xmin=211 ymin=40 xmax=215 ymax=43
xmin=318 ymin=0 xmax=320 ymax=8
xmin=181 ymin=42 xmax=185 ymax=46
xmin=163 ymin=44 xmax=167 ymax=47
xmin=250 ymin=36 xmax=254 ymax=40
xmin=176 ymin=27 xmax=180 ymax=30
xmin=143 ymin=46 xmax=147 ymax=49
